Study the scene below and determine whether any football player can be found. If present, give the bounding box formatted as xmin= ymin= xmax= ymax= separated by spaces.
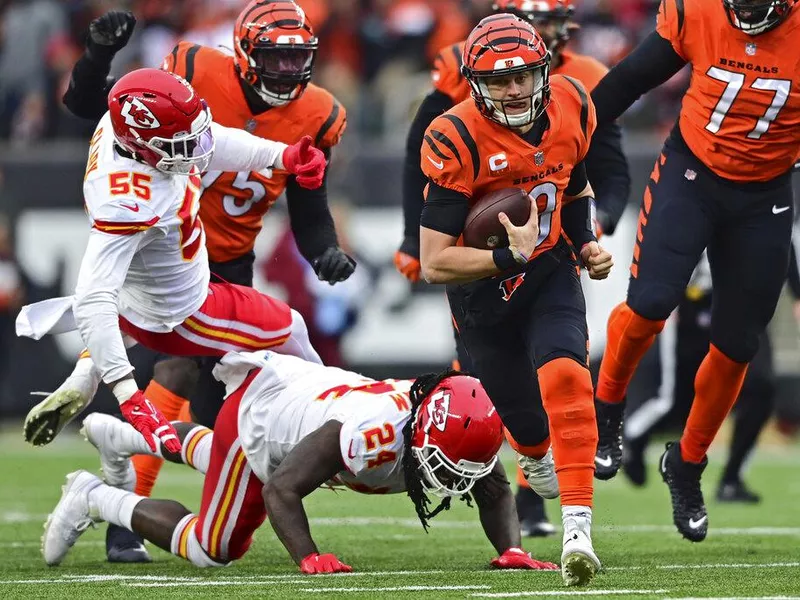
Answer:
xmin=589 ymin=0 xmax=800 ymax=542
xmin=29 ymin=1 xmax=353 ymax=561
xmin=393 ymin=0 xmax=630 ymax=538
xmin=418 ymin=15 xmax=614 ymax=586
xmin=42 ymin=352 xmax=559 ymax=574
xmin=16 ymin=67 xmax=328 ymax=485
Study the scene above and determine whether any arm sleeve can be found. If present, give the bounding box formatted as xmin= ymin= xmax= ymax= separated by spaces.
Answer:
xmin=591 ymin=31 xmax=688 ymax=127
xmin=585 ymin=121 xmax=630 ymax=235
xmin=403 ymin=90 xmax=455 ymax=243
xmin=419 ymin=182 xmax=470 ymax=238
xmin=209 ymin=122 xmax=288 ymax=173
xmin=561 ymin=162 xmax=597 ymax=249
xmin=286 ymin=149 xmax=339 ymax=263
xmin=73 ymin=228 xmax=144 ymax=384
xmin=62 ymin=51 xmax=115 ymax=121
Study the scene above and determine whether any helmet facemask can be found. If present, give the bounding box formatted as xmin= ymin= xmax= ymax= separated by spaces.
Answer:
xmin=722 ymin=0 xmax=791 ymax=35
xmin=134 ymin=104 xmax=215 ymax=175
xmin=241 ymin=41 xmax=317 ymax=106
xmin=412 ymin=443 xmax=497 ymax=498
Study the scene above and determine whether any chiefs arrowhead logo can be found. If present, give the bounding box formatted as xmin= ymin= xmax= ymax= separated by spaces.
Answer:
xmin=120 ymin=97 xmax=161 ymax=129
xmin=426 ymin=390 xmax=450 ymax=432
xmin=499 ymin=273 xmax=525 ymax=302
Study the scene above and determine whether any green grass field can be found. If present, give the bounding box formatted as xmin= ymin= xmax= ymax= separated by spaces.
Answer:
xmin=1 ymin=424 xmax=799 ymax=599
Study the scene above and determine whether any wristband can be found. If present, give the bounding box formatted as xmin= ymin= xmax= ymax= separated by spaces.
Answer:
xmin=493 ymin=248 xmax=517 ymax=271
xmin=112 ymin=378 xmax=138 ymax=405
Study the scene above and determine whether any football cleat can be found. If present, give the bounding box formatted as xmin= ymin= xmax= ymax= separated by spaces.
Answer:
xmin=42 ymin=470 xmax=102 ymax=566
xmin=561 ymin=510 xmax=601 ymax=586
xmin=659 ymin=441 xmax=708 ymax=542
xmin=517 ymin=448 xmax=559 ymax=499
xmin=24 ymin=374 xmax=99 ymax=446
xmin=594 ymin=399 xmax=625 ymax=480
xmin=716 ymin=480 xmax=761 ymax=504
xmin=621 ymin=437 xmax=647 ymax=487
xmin=81 ymin=413 xmax=136 ymax=491
xmin=106 ymin=524 xmax=151 ymax=563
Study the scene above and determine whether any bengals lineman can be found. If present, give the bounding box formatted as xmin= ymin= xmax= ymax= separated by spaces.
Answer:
xmin=42 ymin=352 xmax=558 ymax=574
xmin=419 ymin=15 xmax=613 ymax=586
xmin=589 ymin=0 xmax=800 ymax=542
xmin=43 ymin=1 xmax=352 ymax=563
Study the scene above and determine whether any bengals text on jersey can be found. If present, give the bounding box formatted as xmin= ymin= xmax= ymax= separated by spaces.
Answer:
xmin=657 ymin=0 xmax=800 ymax=181
xmin=162 ymin=42 xmax=347 ymax=263
xmin=420 ymin=75 xmax=597 ymax=262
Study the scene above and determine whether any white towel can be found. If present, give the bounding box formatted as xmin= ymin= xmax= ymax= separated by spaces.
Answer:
xmin=16 ymin=296 xmax=77 ymax=340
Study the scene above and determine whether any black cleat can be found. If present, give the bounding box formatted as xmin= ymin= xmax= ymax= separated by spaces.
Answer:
xmin=516 ymin=486 xmax=556 ymax=537
xmin=594 ymin=399 xmax=625 ymax=480
xmin=106 ymin=523 xmax=152 ymax=563
xmin=659 ymin=442 xmax=708 ymax=542
xmin=622 ymin=437 xmax=647 ymax=487
xmin=717 ymin=480 xmax=761 ymax=504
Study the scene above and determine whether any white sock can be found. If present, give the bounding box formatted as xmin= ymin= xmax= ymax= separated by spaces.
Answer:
xmin=179 ymin=426 xmax=212 ymax=474
xmin=275 ymin=309 xmax=323 ymax=364
xmin=117 ymin=420 xmax=163 ymax=458
xmin=562 ymin=505 xmax=592 ymax=522
xmin=88 ymin=483 xmax=145 ymax=530
xmin=70 ymin=355 xmax=101 ymax=385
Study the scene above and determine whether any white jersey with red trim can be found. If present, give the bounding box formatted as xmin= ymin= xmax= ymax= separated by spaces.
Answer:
xmin=82 ymin=113 xmax=209 ymax=333
xmin=216 ymin=351 xmax=414 ymax=494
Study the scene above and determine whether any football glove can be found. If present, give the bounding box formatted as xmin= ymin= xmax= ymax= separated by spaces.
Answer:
xmin=120 ymin=390 xmax=182 ymax=454
xmin=87 ymin=10 xmax=136 ymax=63
xmin=282 ymin=135 xmax=326 ymax=189
xmin=300 ymin=552 xmax=353 ymax=574
xmin=490 ymin=547 xmax=559 ymax=570
xmin=312 ymin=246 xmax=356 ymax=284
xmin=394 ymin=236 xmax=421 ymax=282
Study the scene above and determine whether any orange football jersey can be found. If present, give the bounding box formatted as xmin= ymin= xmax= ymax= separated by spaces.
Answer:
xmin=657 ymin=0 xmax=800 ymax=181
xmin=162 ymin=42 xmax=347 ymax=263
xmin=421 ymin=75 xmax=597 ymax=261
xmin=431 ymin=43 xmax=607 ymax=106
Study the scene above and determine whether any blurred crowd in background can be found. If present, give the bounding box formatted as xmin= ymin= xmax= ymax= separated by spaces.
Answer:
xmin=0 ymin=0 xmax=689 ymax=144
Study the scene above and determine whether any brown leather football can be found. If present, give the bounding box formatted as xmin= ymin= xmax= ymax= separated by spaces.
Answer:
xmin=462 ymin=187 xmax=531 ymax=250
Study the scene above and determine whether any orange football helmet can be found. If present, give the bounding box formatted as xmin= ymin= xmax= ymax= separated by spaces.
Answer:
xmin=493 ymin=0 xmax=576 ymax=56
xmin=234 ymin=0 xmax=318 ymax=107
xmin=462 ymin=14 xmax=551 ymax=129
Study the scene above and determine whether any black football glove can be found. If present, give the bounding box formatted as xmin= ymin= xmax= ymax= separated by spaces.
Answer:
xmin=87 ymin=10 xmax=137 ymax=64
xmin=312 ymin=246 xmax=356 ymax=284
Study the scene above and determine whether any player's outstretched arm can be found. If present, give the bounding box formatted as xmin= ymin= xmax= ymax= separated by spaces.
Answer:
xmin=262 ymin=420 xmax=352 ymax=573
xmin=63 ymin=10 xmax=136 ymax=121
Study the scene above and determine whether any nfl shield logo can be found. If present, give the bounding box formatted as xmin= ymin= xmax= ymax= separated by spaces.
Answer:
xmin=245 ymin=119 xmax=258 ymax=133
xmin=534 ymin=151 xmax=545 ymax=166
xmin=745 ymin=42 xmax=757 ymax=56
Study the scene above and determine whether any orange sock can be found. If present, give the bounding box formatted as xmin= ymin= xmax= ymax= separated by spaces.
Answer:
xmin=596 ymin=302 xmax=666 ymax=403
xmin=177 ymin=400 xmax=192 ymax=423
xmin=680 ymin=344 xmax=748 ymax=464
xmin=538 ymin=357 xmax=597 ymax=507
xmin=133 ymin=381 xmax=188 ymax=497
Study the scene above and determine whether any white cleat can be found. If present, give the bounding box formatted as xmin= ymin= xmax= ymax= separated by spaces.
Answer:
xmin=517 ymin=448 xmax=559 ymax=499
xmin=561 ymin=511 xmax=601 ymax=586
xmin=80 ymin=414 xmax=136 ymax=491
xmin=24 ymin=375 xmax=99 ymax=446
xmin=42 ymin=470 xmax=103 ymax=566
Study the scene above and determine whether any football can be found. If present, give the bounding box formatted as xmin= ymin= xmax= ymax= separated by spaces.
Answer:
xmin=462 ymin=187 xmax=531 ymax=250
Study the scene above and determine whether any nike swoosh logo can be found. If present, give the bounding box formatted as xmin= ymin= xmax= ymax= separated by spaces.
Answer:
xmin=689 ymin=516 xmax=707 ymax=529
xmin=120 ymin=202 xmax=140 ymax=212
xmin=660 ymin=450 xmax=670 ymax=474
xmin=772 ymin=205 xmax=790 ymax=214
xmin=347 ymin=440 xmax=356 ymax=460
xmin=595 ymin=455 xmax=613 ymax=468
xmin=426 ymin=156 xmax=444 ymax=170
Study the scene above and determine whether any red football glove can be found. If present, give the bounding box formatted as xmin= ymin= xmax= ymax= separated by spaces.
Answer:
xmin=120 ymin=390 xmax=182 ymax=454
xmin=393 ymin=250 xmax=421 ymax=282
xmin=490 ymin=547 xmax=559 ymax=570
xmin=300 ymin=552 xmax=353 ymax=574
xmin=282 ymin=135 xmax=326 ymax=189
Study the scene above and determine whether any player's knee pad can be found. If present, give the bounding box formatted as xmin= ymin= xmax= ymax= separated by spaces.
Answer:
xmin=538 ymin=357 xmax=598 ymax=451
xmin=627 ymin=281 xmax=684 ymax=322
xmin=153 ymin=357 xmax=200 ymax=398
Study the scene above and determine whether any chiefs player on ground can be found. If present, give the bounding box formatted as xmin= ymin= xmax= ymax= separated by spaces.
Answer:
xmin=42 ymin=352 xmax=558 ymax=574
xmin=393 ymin=0 xmax=630 ymax=539
xmin=27 ymin=0 xmax=354 ymax=562
xmin=419 ymin=14 xmax=614 ymax=586
xmin=590 ymin=0 xmax=800 ymax=542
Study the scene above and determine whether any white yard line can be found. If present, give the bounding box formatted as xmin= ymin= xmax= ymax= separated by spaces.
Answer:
xmin=301 ymin=585 xmax=492 ymax=593
xmin=472 ymin=591 xmax=667 ymax=598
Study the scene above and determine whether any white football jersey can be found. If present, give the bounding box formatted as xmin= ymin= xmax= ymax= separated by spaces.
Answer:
xmin=219 ymin=351 xmax=414 ymax=494
xmin=82 ymin=113 xmax=209 ymax=331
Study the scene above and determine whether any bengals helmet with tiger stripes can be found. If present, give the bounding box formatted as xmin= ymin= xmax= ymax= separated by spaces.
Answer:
xmin=461 ymin=14 xmax=551 ymax=129
xmin=234 ymin=0 xmax=319 ymax=107
xmin=493 ymin=0 xmax=576 ymax=58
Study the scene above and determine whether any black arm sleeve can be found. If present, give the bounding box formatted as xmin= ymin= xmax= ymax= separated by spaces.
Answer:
xmin=286 ymin=150 xmax=339 ymax=263
xmin=63 ymin=51 xmax=116 ymax=121
xmin=591 ymin=31 xmax=687 ymax=127
xmin=562 ymin=162 xmax=597 ymax=250
xmin=585 ymin=121 xmax=630 ymax=235
xmin=788 ymin=231 xmax=800 ymax=299
xmin=403 ymin=90 xmax=455 ymax=244
xmin=419 ymin=181 xmax=470 ymax=238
